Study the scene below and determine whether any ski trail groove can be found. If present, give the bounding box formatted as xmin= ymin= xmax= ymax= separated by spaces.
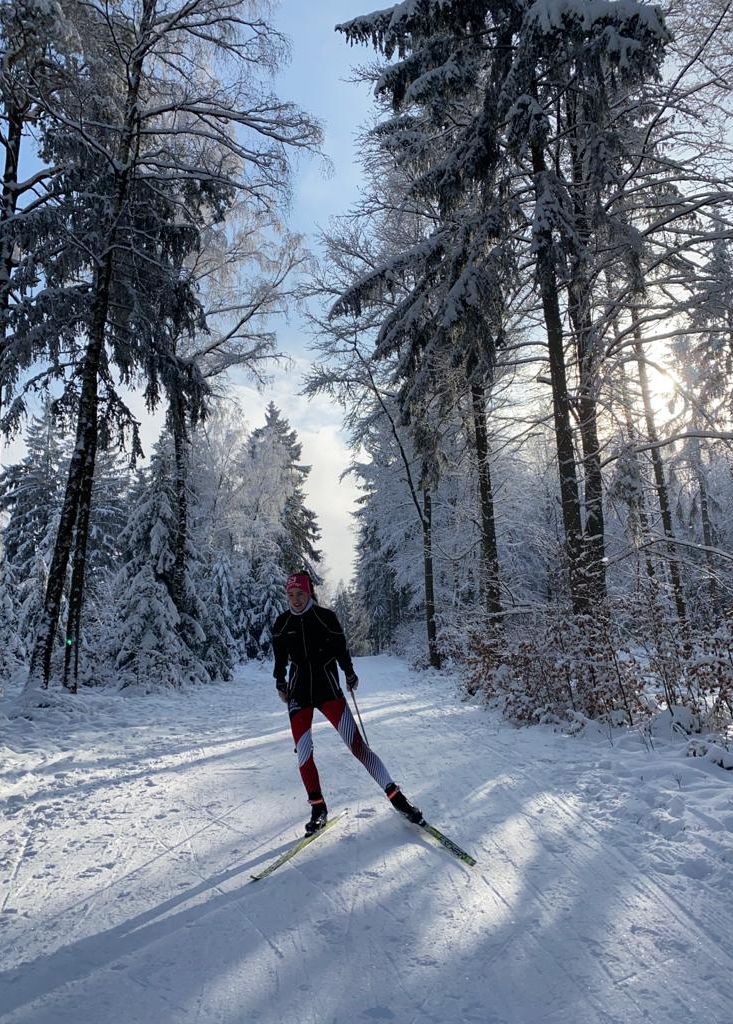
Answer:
xmin=0 ymin=832 xmax=30 ymax=913
xmin=472 ymin=731 xmax=733 ymax=977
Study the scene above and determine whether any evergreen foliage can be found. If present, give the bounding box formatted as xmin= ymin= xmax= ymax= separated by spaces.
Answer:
xmin=106 ymin=443 xmax=212 ymax=688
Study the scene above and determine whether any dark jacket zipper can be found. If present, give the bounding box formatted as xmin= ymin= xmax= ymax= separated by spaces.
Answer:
xmin=300 ymin=614 xmax=313 ymax=706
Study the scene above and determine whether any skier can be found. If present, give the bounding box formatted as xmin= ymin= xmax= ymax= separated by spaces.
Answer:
xmin=272 ymin=571 xmax=423 ymax=835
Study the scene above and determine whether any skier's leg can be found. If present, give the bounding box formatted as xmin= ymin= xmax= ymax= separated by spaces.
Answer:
xmin=319 ymin=697 xmax=423 ymax=822
xmin=319 ymin=697 xmax=393 ymax=789
xmin=288 ymin=705 xmax=324 ymax=804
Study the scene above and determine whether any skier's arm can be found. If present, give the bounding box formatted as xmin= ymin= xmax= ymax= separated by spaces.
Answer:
xmin=325 ymin=610 xmax=355 ymax=677
xmin=271 ymin=616 xmax=289 ymax=692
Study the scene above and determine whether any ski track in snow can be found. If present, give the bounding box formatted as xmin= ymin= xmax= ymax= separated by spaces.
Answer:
xmin=1 ymin=655 xmax=732 ymax=1024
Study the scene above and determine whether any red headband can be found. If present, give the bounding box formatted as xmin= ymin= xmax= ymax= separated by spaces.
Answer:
xmin=286 ymin=573 xmax=312 ymax=594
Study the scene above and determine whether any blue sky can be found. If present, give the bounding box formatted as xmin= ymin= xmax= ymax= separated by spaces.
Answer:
xmin=273 ymin=1 xmax=374 ymax=238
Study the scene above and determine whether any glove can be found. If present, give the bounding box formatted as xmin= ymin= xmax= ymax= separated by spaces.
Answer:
xmin=345 ymin=672 xmax=359 ymax=692
xmin=276 ymin=683 xmax=289 ymax=704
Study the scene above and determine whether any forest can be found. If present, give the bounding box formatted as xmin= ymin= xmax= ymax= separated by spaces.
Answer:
xmin=1 ymin=0 xmax=733 ymax=738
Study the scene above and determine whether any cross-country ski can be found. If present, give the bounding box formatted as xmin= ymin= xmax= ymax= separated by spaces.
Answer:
xmin=250 ymin=813 xmax=347 ymax=882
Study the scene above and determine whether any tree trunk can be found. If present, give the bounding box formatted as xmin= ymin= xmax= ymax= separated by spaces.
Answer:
xmin=565 ymin=103 xmax=606 ymax=604
xmin=531 ymin=141 xmax=588 ymax=614
xmin=567 ymin=281 xmax=606 ymax=603
xmin=171 ymin=412 xmax=189 ymax=612
xmin=62 ymin=429 xmax=98 ymax=690
xmin=0 ymin=106 xmax=24 ymax=421
xmin=471 ymin=381 xmax=502 ymax=622
xmin=422 ymin=489 xmax=441 ymax=669
xmin=29 ymin=285 xmax=105 ymax=687
xmin=690 ymin=432 xmax=719 ymax=611
xmin=619 ymin=362 xmax=658 ymax=590
xmin=632 ymin=309 xmax=687 ymax=623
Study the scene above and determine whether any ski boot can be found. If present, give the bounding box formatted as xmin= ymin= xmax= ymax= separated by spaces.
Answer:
xmin=386 ymin=783 xmax=423 ymax=824
xmin=305 ymin=799 xmax=328 ymax=835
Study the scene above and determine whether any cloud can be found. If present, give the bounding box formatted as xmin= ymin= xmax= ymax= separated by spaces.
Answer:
xmin=299 ymin=422 xmax=359 ymax=584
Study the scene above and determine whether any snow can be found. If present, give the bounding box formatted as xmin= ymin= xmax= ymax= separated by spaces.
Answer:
xmin=2 ymin=655 xmax=733 ymax=1023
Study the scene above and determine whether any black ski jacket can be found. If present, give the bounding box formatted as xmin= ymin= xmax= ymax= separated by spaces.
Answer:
xmin=271 ymin=604 xmax=355 ymax=707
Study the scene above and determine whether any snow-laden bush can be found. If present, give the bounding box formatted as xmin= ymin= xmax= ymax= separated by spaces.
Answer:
xmin=459 ymin=607 xmax=733 ymax=736
xmin=463 ymin=612 xmax=646 ymax=725
xmin=679 ymin=621 xmax=733 ymax=732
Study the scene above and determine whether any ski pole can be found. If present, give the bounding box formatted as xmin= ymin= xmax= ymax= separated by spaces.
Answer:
xmin=349 ymin=688 xmax=369 ymax=747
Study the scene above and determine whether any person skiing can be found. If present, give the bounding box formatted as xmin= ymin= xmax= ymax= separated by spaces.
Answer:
xmin=272 ymin=571 xmax=423 ymax=835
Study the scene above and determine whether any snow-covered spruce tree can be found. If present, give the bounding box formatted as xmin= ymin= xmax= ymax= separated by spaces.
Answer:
xmin=311 ymin=111 xmax=508 ymax=632
xmin=221 ymin=403 xmax=321 ymax=657
xmin=204 ymin=551 xmax=239 ymax=664
xmin=87 ymin=444 xmax=130 ymax=581
xmin=105 ymin=442 xmax=211 ymax=689
xmin=246 ymin=402 xmax=322 ymax=578
xmin=332 ymin=580 xmax=370 ymax=657
xmin=235 ymin=567 xmax=260 ymax=661
xmin=67 ymin=442 xmax=132 ymax=679
xmin=180 ymin=401 xmax=321 ymax=664
xmin=353 ymin=484 xmax=412 ymax=654
xmin=0 ymin=402 xmax=68 ymax=659
xmin=304 ymin=210 xmax=459 ymax=668
xmin=185 ymin=404 xmax=249 ymax=661
xmin=0 ymin=560 xmax=23 ymax=681
xmin=347 ymin=408 xmax=446 ymax=661
xmin=0 ymin=401 xmax=66 ymax=565
xmin=247 ymin=554 xmax=288 ymax=659
xmin=13 ymin=0 xmax=320 ymax=690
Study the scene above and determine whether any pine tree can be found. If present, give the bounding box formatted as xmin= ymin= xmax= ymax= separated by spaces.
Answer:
xmin=0 ymin=402 xmax=67 ymax=566
xmin=0 ymin=559 xmax=23 ymax=680
xmin=332 ymin=581 xmax=370 ymax=656
xmin=336 ymin=0 xmax=672 ymax=614
xmin=353 ymin=496 xmax=412 ymax=654
xmin=235 ymin=565 xmax=261 ymax=661
xmin=111 ymin=563 xmax=204 ymax=690
xmin=247 ymin=403 xmax=322 ymax=576
xmin=0 ymin=403 xmax=67 ymax=659
xmin=195 ymin=551 xmax=238 ymax=681
xmin=0 ymin=0 xmax=78 ymax=423
xmin=251 ymin=555 xmax=288 ymax=659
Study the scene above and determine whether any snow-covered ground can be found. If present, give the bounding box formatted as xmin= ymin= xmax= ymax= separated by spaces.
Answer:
xmin=1 ymin=655 xmax=732 ymax=1024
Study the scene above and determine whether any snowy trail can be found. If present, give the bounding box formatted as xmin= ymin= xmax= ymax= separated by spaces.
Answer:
xmin=1 ymin=656 xmax=732 ymax=1024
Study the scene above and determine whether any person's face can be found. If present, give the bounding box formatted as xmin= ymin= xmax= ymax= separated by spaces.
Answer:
xmin=287 ymin=586 xmax=309 ymax=612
